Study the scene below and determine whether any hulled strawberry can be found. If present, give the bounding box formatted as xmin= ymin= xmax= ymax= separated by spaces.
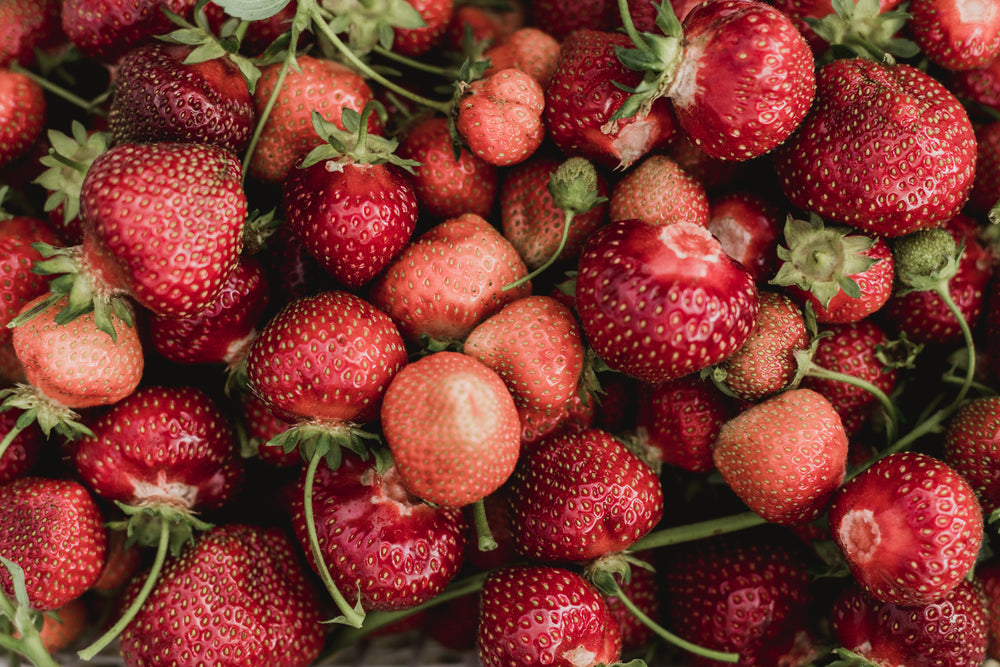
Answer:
xmin=477 ymin=564 xmax=622 ymax=667
xmin=575 ymin=219 xmax=759 ymax=384
xmin=828 ymin=451 xmax=983 ymax=607
xmin=609 ymin=154 xmax=709 ymax=228
xmin=713 ymin=388 xmax=848 ymax=526
xmin=380 ymin=351 xmax=520 ymax=507
xmin=456 ymin=67 xmax=545 ymax=167
xmin=506 ymin=427 xmax=664 ymax=562
xmin=774 ymin=58 xmax=977 ymax=237
xmin=706 ymin=190 xmax=783 ymax=284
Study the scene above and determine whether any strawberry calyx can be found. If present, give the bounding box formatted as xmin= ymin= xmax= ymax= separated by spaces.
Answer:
xmin=0 ymin=557 xmax=61 ymax=667
xmin=32 ymin=121 xmax=109 ymax=227
xmin=771 ymin=213 xmax=879 ymax=310
xmin=890 ymin=228 xmax=961 ymax=296
xmin=0 ymin=384 xmax=93 ymax=464
xmin=805 ymin=0 xmax=919 ymax=65
xmin=319 ymin=0 xmax=427 ymax=56
xmin=298 ymin=104 xmax=422 ymax=172
xmin=827 ymin=646 xmax=883 ymax=666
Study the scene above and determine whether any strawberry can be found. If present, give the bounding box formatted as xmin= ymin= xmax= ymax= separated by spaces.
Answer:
xmin=575 ymin=219 xmax=759 ymax=384
xmin=456 ymin=67 xmax=546 ymax=167
xmin=0 ymin=411 xmax=42 ymax=483
xmin=464 ymin=295 xmax=585 ymax=415
xmin=238 ymin=392 xmax=302 ymax=468
xmin=635 ymin=375 xmax=732 ymax=473
xmin=828 ymin=451 xmax=983 ymax=607
xmin=830 ymin=579 xmax=988 ymax=667
xmin=443 ymin=1 xmax=526 ymax=52
xmin=282 ymin=107 xmax=420 ymax=290
xmin=90 ymin=526 xmax=143 ymax=595
xmin=528 ymin=0 xmax=616 ymax=39
xmin=603 ymin=556 xmax=661 ymax=652
xmin=482 ymin=27 xmax=561 ymax=89
xmin=369 ymin=212 xmax=531 ymax=345
xmin=544 ymin=29 xmax=676 ymax=169
xmin=393 ymin=0 xmax=454 ymax=56
xmin=0 ymin=476 xmax=106 ymax=610
xmin=33 ymin=597 xmax=89 ymax=654
xmin=943 ymin=396 xmax=1000 ymax=515
xmin=713 ymin=388 xmax=848 ymax=526
xmin=0 ymin=0 xmax=62 ymax=68
xmin=117 ymin=523 xmax=326 ymax=667
xmin=517 ymin=386 xmax=595 ymax=450
xmin=289 ymin=448 xmax=468 ymax=611
xmin=706 ymin=190 xmax=783 ymax=285
xmin=771 ymin=0 xmax=907 ymax=54
xmin=944 ymin=54 xmax=1000 ymax=118
xmin=716 ymin=290 xmax=810 ymax=401
xmin=477 ymin=564 xmax=622 ymax=667
xmin=506 ymin=427 xmax=664 ymax=562
xmin=774 ymin=58 xmax=977 ymax=238
xmin=60 ymin=0 xmax=193 ymax=62
xmin=967 ymin=121 xmax=1000 ymax=220
xmin=978 ymin=559 xmax=1000 ymax=659
xmin=771 ymin=214 xmax=894 ymax=324
xmin=609 ymin=154 xmax=710 ymax=228
xmin=108 ymin=41 xmax=256 ymax=154
xmin=668 ymin=130 xmax=750 ymax=194
xmin=380 ymin=351 xmax=521 ymax=507
xmin=500 ymin=154 xmax=609 ymax=272
xmin=907 ymin=0 xmax=1000 ymax=71
xmin=249 ymin=55 xmax=378 ymax=184
xmin=0 ymin=69 xmax=45 ymax=169
xmin=398 ymin=114 xmax=498 ymax=221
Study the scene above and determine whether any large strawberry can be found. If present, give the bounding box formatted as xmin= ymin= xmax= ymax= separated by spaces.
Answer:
xmin=574 ymin=218 xmax=759 ymax=384
xmin=506 ymin=427 xmax=664 ymax=562
xmin=828 ymin=451 xmax=983 ymax=607
xmin=774 ymin=58 xmax=977 ymax=237
xmin=117 ymin=523 xmax=326 ymax=667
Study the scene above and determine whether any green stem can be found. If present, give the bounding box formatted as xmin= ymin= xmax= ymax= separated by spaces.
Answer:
xmin=616 ymin=0 xmax=652 ymax=53
xmin=0 ymin=424 xmax=23 ymax=466
xmin=372 ymin=45 xmax=457 ymax=78
xmin=0 ymin=632 xmax=59 ymax=667
xmin=630 ymin=511 xmax=766 ymax=552
xmin=471 ymin=498 xmax=497 ymax=552
xmin=303 ymin=450 xmax=365 ymax=628
xmin=802 ymin=362 xmax=899 ymax=446
xmin=938 ymin=286 xmax=976 ymax=413
xmin=9 ymin=63 xmax=108 ymax=118
xmin=504 ymin=210 xmax=574 ymax=292
xmin=77 ymin=517 xmax=171 ymax=661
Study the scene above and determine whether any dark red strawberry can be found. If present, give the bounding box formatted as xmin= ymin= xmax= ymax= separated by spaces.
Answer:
xmin=0 ymin=0 xmax=62 ymax=68
xmin=977 ymin=559 xmax=1000 ymax=659
xmin=907 ymin=0 xmax=1000 ymax=71
xmin=477 ymin=564 xmax=622 ymax=667
xmin=706 ymin=190 xmax=783 ymax=285
xmin=90 ymin=527 xmax=143 ymax=595
xmin=393 ymin=0 xmax=453 ymax=56
xmin=944 ymin=54 xmax=1000 ymax=118
xmin=603 ymin=557 xmax=661 ymax=652
xmin=506 ymin=428 xmax=664 ymax=563
xmin=609 ymin=153 xmax=710 ymax=228
xmin=828 ymin=451 xmax=983 ymax=607
xmin=290 ymin=448 xmax=468 ymax=611
xmin=117 ymin=523 xmax=326 ymax=667
xmin=0 ymin=411 xmax=42 ymax=483
xmin=0 ymin=476 xmax=106 ymax=610
xmin=528 ymin=0 xmax=616 ymax=39
xmin=967 ymin=121 xmax=1000 ymax=220
xmin=0 ymin=69 xmax=45 ymax=169
xmin=60 ymin=0 xmax=193 ymax=62
xmin=944 ymin=396 xmax=1000 ymax=515
xmin=575 ymin=218 xmax=759 ymax=384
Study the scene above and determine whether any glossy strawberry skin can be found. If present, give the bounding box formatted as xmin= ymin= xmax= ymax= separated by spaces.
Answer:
xmin=282 ymin=159 xmax=419 ymax=290
xmin=290 ymin=451 xmax=468 ymax=611
xmin=775 ymin=59 xmax=977 ymax=238
xmin=506 ymin=428 xmax=664 ymax=562
xmin=109 ymin=41 xmax=256 ymax=154
xmin=457 ymin=67 xmax=545 ymax=167
xmin=831 ymin=580 xmax=988 ymax=667
xmin=393 ymin=0 xmax=453 ymax=56
xmin=60 ymin=0 xmax=192 ymax=62
xmin=828 ymin=452 xmax=983 ymax=607
xmin=0 ymin=69 xmax=45 ymax=168
xmin=636 ymin=376 xmax=731 ymax=473
xmin=246 ymin=290 xmax=408 ymax=425
xmin=79 ymin=142 xmax=248 ymax=319
xmin=118 ymin=523 xmax=326 ymax=667
xmin=944 ymin=396 xmax=1000 ymax=515
xmin=908 ymin=0 xmax=1000 ymax=71
xmin=669 ymin=0 xmax=816 ymax=161
xmin=609 ymin=154 xmax=710 ymax=228
xmin=0 ymin=476 xmax=107 ymax=610
xmin=74 ymin=385 xmax=244 ymax=512
xmin=477 ymin=564 xmax=622 ymax=667
xmin=575 ymin=219 xmax=759 ymax=384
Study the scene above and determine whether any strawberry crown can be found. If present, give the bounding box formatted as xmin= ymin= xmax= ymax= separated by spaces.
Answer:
xmin=806 ymin=0 xmax=919 ymax=65
xmin=298 ymin=102 xmax=423 ymax=171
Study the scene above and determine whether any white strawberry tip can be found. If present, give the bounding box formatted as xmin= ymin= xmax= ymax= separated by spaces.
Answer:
xmin=131 ymin=474 xmax=200 ymax=510
xmin=836 ymin=508 xmax=882 ymax=564
xmin=561 ymin=646 xmax=598 ymax=667
xmin=658 ymin=222 xmax=724 ymax=263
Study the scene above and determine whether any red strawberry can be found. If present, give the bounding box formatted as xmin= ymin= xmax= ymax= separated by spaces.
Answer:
xmin=393 ymin=0 xmax=453 ymax=56
xmin=108 ymin=41 xmax=256 ymax=154
xmin=0 ymin=0 xmax=62 ymax=68
xmin=668 ymin=130 xmax=750 ymax=193
xmin=506 ymin=427 xmax=664 ymax=562
xmin=0 ymin=69 xmax=45 ymax=169
xmin=60 ymin=0 xmax=193 ymax=62
xmin=381 ymin=351 xmax=521 ymax=507
xmin=944 ymin=396 xmax=1000 ymax=515
xmin=33 ymin=597 xmax=89 ymax=654
xmin=706 ymin=190 xmax=783 ymax=285
xmin=483 ymin=27 xmax=561 ymax=89
xmin=609 ymin=154 xmax=710 ymax=228
xmin=0 ymin=476 xmax=106 ymax=610
xmin=967 ymin=121 xmax=1000 ymax=220
xmin=944 ymin=54 xmax=1000 ymax=117
xmin=464 ymin=295 xmax=585 ymax=415
xmin=528 ymin=0 xmax=616 ymax=39
xmin=977 ymin=559 xmax=1000 ymax=659
xmin=544 ymin=29 xmax=676 ymax=169
xmin=907 ymin=0 xmax=1000 ymax=71
xmin=517 ymin=386 xmax=595 ymax=449
xmin=0 ymin=411 xmax=42 ymax=483
xmin=830 ymin=580 xmax=988 ymax=667
xmin=770 ymin=0 xmax=907 ymax=54
xmin=398 ymin=114 xmax=498 ymax=221
xmin=443 ymin=1 xmax=526 ymax=51
xmin=239 ymin=392 xmax=302 ymax=468
xmin=456 ymin=67 xmax=545 ymax=167
xmin=369 ymin=212 xmax=531 ymax=345
xmin=828 ymin=451 xmax=983 ymax=607
xmin=575 ymin=219 xmax=759 ymax=384
xmin=774 ymin=58 xmax=977 ymax=238
xmin=290 ymin=449 xmax=468 ymax=611
xmin=117 ymin=523 xmax=326 ymax=667
xmin=713 ymin=388 xmax=848 ymax=526
xmin=90 ymin=527 xmax=143 ymax=595
xmin=477 ymin=564 xmax=622 ymax=667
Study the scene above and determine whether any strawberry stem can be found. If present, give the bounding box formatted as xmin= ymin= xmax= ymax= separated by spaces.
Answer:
xmin=503 ymin=209 xmax=572 ymax=292
xmin=471 ymin=498 xmax=498 ymax=552
xmin=8 ymin=63 xmax=108 ymax=118
xmin=77 ymin=518 xmax=172 ymax=661
xmin=0 ymin=558 xmax=61 ymax=667
xmin=629 ymin=511 xmax=767 ymax=551
xmin=303 ymin=449 xmax=366 ymax=628
xmin=372 ymin=45 xmax=458 ymax=78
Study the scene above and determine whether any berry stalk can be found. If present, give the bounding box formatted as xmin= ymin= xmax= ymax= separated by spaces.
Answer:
xmin=629 ymin=511 xmax=767 ymax=551
xmin=0 ymin=558 xmax=60 ymax=667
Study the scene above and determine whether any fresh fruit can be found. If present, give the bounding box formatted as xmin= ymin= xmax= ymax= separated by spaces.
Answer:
xmin=456 ymin=67 xmax=545 ymax=167
xmin=608 ymin=154 xmax=710 ymax=228
xmin=907 ymin=0 xmax=1000 ymax=71
xmin=482 ymin=27 xmax=561 ymax=89
xmin=0 ymin=0 xmax=62 ymax=68
xmin=943 ymin=395 xmax=1000 ymax=515
xmin=0 ymin=69 xmax=46 ymax=169
xmin=59 ymin=0 xmax=192 ymax=62
xmin=705 ymin=190 xmax=782 ymax=284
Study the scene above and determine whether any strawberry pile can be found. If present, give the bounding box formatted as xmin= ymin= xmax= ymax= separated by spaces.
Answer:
xmin=1 ymin=0 xmax=1000 ymax=665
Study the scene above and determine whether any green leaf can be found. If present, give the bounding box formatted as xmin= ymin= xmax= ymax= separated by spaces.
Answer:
xmin=210 ymin=0 xmax=292 ymax=21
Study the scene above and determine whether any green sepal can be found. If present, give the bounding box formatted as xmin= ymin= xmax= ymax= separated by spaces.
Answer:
xmin=265 ymin=420 xmax=382 ymax=469
xmin=241 ymin=208 xmax=282 ymax=256
xmin=299 ymin=104 xmax=421 ymax=172
xmin=806 ymin=0 xmax=918 ymax=64
xmin=111 ymin=502 xmax=214 ymax=557
xmin=548 ymin=157 xmax=607 ymax=216
xmin=0 ymin=384 xmax=92 ymax=440
xmin=874 ymin=334 xmax=922 ymax=370
xmin=318 ymin=0 xmax=425 ymax=55
xmin=209 ymin=0 xmax=292 ymax=22
xmin=320 ymin=582 xmax=366 ymax=627
xmin=827 ymin=648 xmax=881 ymax=667
xmin=33 ymin=121 xmax=109 ymax=225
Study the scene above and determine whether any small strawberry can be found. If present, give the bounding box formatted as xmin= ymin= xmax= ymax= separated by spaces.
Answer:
xmin=0 ymin=411 xmax=42 ymax=483
xmin=369 ymin=212 xmax=531 ymax=345
xmin=575 ymin=219 xmax=759 ymax=384
xmin=506 ymin=427 xmax=664 ymax=562
xmin=477 ymin=564 xmax=622 ymax=667
xmin=90 ymin=527 xmax=143 ymax=595
xmin=381 ymin=351 xmax=521 ymax=507
xmin=117 ymin=523 xmax=326 ymax=667
xmin=828 ymin=451 xmax=983 ymax=607
xmin=456 ymin=67 xmax=546 ymax=166
xmin=609 ymin=154 xmax=710 ymax=228
xmin=33 ymin=597 xmax=89 ymax=654
xmin=482 ymin=27 xmax=561 ymax=89
xmin=60 ymin=0 xmax=192 ymax=62
xmin=713 ymin=387 xmax=848 ymax=526
xmin=907 ymin=0 xmax=1000 ymax=71
xmin=0 ymin=69 xmax=45 ymax=169
xmin=393 ymin=0 xmax=454 ymax=56
xmin=967 ymin=121 xmax=1000 ymax=221
xmin=0 ymin=476 xmax=106 ymax=610
xmin=944 ymin=396 xmax=1000 ymax=516
xmin=706 ymin=190 xmax=783 ymax=285
xmin=238 ymin=392 xmax=301 ymax=468
xmin=0 ymin=0 xmax=62 ymax=68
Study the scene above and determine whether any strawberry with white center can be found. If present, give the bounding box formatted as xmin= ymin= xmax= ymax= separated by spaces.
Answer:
xmin=575 ymin=218 xmax=759 ymax=384
xmin=908 ymin=0 xmax=1000 ymax=71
